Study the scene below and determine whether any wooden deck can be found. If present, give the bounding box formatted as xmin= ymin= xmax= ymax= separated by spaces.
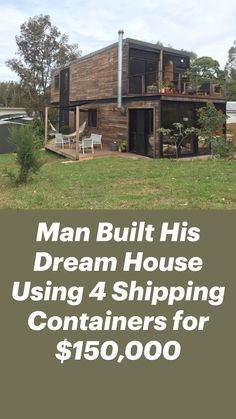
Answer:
xmin=45 ymin=141 xmax=146 ymax=161
xmin=45 ymin=142 xmax=214 ymax=161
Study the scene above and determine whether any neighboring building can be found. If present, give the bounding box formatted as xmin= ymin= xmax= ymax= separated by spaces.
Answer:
xmin=0 ymin=108 xmax=30 ymax=154
xmin=226 ymin=102 xmax=236 ymax=146
xmin=0 ymin=107 xmax=27 ymax=119
xmin=0 ymin=121 xmax=21 ymax=154
xmin=50 ymin=32 xmax=226 ymax=158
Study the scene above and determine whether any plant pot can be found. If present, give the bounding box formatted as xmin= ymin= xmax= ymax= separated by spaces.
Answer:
xmin=110 ymin=143 xmax=118 ymax=151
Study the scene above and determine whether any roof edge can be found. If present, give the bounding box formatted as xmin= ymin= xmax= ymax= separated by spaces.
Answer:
xmin=51 ymin=37 xmax=191 ymax=75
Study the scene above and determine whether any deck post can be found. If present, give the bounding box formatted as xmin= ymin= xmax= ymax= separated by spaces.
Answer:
xmin=159 ymin=49 xmax=163 ymax=92
xmin=76 ymin=106 xmax=80 ymax=160
xmin=44 ymin=106 xmax=48 ymax=146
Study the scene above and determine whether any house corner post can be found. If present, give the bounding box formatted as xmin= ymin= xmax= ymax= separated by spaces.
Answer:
xmin=44 ymin=106 xmax=48 ymax=147
xmin=155 ymin=101 xmax=162 ymax=158
xmin=159 ymin=49 xmax=163 ymax=92
xmin=76 ymin=106 xmax=80 ymax=160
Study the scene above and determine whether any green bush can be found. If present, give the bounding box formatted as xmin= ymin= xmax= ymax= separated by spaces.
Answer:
xmin=30 ymin=118 xmax=44 ymax=149
xmin=210 ymin=136 xmax=230 ymax=158
xmin=60 ymin=125 xmax=71 ymax=135
xmin=196 ymin=103 xmax=231 ymax=158
xmin=8 ymin=125 xmax=42 ymax=184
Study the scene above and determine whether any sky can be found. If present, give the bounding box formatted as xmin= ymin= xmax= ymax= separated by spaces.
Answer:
xmin=0 ymin=0 xmax=236 ymax=81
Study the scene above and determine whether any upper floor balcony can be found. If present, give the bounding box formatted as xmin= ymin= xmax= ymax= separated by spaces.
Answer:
xmin=127 ymin=46 xmax=226 ymax=99
xmin=128 ymin=72 xmax=226 ymax=97
xmin=128 ymin=71 xmax=226 ymax=98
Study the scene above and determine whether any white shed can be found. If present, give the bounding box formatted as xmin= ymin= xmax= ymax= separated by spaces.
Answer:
xmin=227 ymin=101 xmax=236 ymax=145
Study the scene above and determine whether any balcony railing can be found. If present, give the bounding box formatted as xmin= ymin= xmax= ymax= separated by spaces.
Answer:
xmin=128 ymin=72 xmax=226 ymax=98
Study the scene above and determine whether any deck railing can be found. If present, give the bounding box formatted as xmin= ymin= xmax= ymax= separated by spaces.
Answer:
xmin=128 ymin=72 xmax=226 ymax=97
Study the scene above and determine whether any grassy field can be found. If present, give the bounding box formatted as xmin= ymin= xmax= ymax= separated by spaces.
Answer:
xmin=0 ymin=151 xmax=235 ymax=209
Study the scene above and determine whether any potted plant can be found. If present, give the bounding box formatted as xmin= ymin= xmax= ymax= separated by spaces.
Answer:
xmin=160 ymin=81 xmax=170 ymax=93
xmin=116 ymin=134 xmax=127 ymax=152
xmin=147 ymin=84 xmax=158 ymax=94
xmin=117 ymin=139 xmax=127 ymax=152
xmin=110 ymin=141 xmax=118 ymax=151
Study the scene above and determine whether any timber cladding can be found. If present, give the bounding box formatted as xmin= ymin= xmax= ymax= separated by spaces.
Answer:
xmin=79 ymin=103 xmax=128 ymax=143
xmin=51 ymin=70 xmax=60 ymax=104
xmin=70 ymin=44 xmax=128 ymax=101
xmin=78 ymin=100 xmax=161 ymax=157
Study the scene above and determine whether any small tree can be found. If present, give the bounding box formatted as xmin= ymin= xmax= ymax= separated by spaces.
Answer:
xmin=6 ymin=14 xmax=80 ymax=118
xmin=197 ymin=102 xmax=229 ymax=157
xmin=30 ymin=118 xmax=45 ymax=149
xmin=158 ymin=123 xmax=197 ymax=158
xmin=8 ymin=125 xmax=42 ymax=184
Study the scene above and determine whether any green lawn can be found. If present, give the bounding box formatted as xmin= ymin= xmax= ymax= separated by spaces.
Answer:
xmin=0 ymin=151 xmax=235 ymax=209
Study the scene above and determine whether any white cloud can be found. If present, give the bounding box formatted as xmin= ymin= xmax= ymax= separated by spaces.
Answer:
xmin=0 ymin=0 xmax=236 ymax=80
xmin=0 ymin=5 xmax=28 ymax=81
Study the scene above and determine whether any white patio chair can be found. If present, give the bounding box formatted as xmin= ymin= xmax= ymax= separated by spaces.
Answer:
xmin=55 ymin=133 xmax=65 ymax=148
xmin=81 ymin=138 xmax=94 ymax=154
xmin=63 ymin=132 xmax=77 ymax=148
xmin=91 ymin=133 xmax=102 ymax=149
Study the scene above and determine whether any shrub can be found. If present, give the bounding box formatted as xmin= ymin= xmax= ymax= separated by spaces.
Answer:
xmin=60 ymin=125 xmax=71 ymax=135
xmin=197 ymin=103 xmax=228 ymax=157
xmin=8 ymin=125 xmax=42 ymax=184
xmin=210 ymin=136 xmax=230 ymax=158
xmin=30 ymin=118 xmax=45 ymax=149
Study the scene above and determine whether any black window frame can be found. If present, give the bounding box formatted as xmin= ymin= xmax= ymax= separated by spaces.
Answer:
xmin=88 ymin=109 xmax=97 ymax=128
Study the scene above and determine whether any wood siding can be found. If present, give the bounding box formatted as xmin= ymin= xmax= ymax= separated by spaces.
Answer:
xmin=70 ymin=44 xmax=128 ymax=101
xmin=51 ymin=70 xmax=60 ymax=103
xmin=69 ymin=100 xmax=161 ymax=157
xmin=51 ymin=44 xmax=128 ymax=104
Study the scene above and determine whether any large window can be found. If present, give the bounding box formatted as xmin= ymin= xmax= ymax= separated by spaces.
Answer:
xmin=160 ymin=101 xmax=227 ymax=157
xmin=161 ymin=101 xmax=197 ymax=157
xmin=88 ymin=109 xmax=97 ymax=127
xmin=129 ymin=48 xmax=159 ymax=94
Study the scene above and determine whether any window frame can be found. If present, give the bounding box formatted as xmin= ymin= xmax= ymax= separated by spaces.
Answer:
xmin=88 ymin=109 xmax=97 ymax=128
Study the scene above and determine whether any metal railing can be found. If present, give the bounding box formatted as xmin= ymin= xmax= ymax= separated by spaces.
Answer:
xmin=127 ymin=71 xmax=226 ymax=97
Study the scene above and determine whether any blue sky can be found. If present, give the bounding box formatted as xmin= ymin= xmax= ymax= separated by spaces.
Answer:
xmin=0 ymin=0 xmax=236 ymax=81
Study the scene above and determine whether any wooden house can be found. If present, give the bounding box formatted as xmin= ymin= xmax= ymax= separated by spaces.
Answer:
xmin=50 ymin=31 xmax=226 ymax=158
